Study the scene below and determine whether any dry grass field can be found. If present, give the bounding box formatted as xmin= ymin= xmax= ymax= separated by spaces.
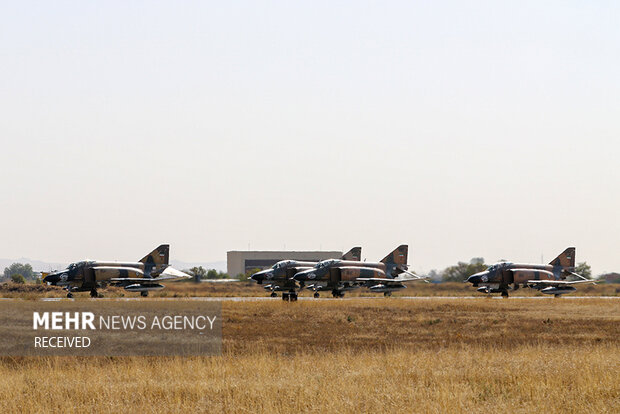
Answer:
xmin=0 ymin=299 xmax=618 ymax=413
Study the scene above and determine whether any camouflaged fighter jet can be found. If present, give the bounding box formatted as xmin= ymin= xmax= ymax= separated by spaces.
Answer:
xmin=250 ymin=247 xmax=362 ymax=300
xmin=465 ymin=247 xmax=595 ymax=297
xmin=42 ymin=244 xmax=191 ymax=298
xmin=293 ymin=245 xmax=427 ymax=298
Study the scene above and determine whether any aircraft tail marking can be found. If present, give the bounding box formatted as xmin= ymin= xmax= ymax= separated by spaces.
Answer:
xmin=380 ymin=245 xmax=408 ymax=265
xmin=139 ymin=244 xmax=170 ymax=276
xmin=341 ymin=247 xmax=362 ymax=261
xmin=548 ymin=247 xmax=575 ymax=268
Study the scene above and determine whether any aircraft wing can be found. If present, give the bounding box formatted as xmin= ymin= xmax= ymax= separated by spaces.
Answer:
xmin=356 ymin=275 xmax=426 ymax=283
xmin=527 ymin=279 xmax=596 ymax=287
xmin=110 ymin=267 xmax=191 ymax=283
xmin=159 ymin=266 xmax=192 ymax=280
xmin=568 ymin=272 xmax=592 ymax=281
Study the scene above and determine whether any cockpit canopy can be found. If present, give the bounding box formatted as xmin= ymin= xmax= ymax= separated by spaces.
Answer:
xmin=272 ymin=260 xmax=293 ymax=270
xmin=67 ymin=261 xmax=85 ymax=270
xmin=316 ymin=259 xmax=339 ymax=269
xmin=487 ymin=262 xmax=513 ymax=272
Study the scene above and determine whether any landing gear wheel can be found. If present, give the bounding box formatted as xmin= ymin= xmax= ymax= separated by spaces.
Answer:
xmin=554 ymin=294 xmax=561 ymax=298
xmin=384 ymin=292 xmax=392 ymax=297
xmin=270 ymin=292 xmax=277 ymax=298
xmin=282 ymin=292 xmax=298 ymax=302
xmin=313 ymin=292 xmax=320 ymax=298
xmin=90 ymin=289 xmax=98 ymax=298
xmin=141 ymin=291 xmax=149 ymax=297
xmin=67 ymin=292 xmax=73 ymax=299
xmin=501 ymin=291 xmax=509 ymax=298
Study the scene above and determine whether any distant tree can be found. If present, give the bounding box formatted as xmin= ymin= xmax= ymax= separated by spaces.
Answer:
xmin=185 ymin=267 xmax=230 ymax=281
xmin=238 ymin=268 xmax=261 ymax=282
xmin=11 ymin=273 xmax=26 ymax=284
xmin=427 ymin=269 xmax=441 ymax=281
xmin=442 ymin=259 xmax=487 ymax=282
xmin=574 ymin=262 xmax=592 ymax=279
xmin=205 ymin=269 xmax=229 ymax=279
xmin=187 ymin=266 xmax=207 ymax=283
xmin=3 ymin=263 xmax=34 ymax=281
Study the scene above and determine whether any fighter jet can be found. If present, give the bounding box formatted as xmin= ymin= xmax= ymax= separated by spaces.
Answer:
xmin=465 ymin=247 xmax=595 ymax=297
xmin=250 ymin=247 xmax=362 ymax=300
xmin=42 ymin=244 xmax=191 ymax=298
xmin=293 ymin=245 xmax=426 ymax=298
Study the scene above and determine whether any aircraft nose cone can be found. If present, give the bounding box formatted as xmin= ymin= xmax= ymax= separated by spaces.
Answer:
xmin=294 ymin=270 xmax=317 ymax=282
xmin=293 ymin=271 xmax=308 ymax=282
xmin=250 ymin=271 xmax=265 ymax=283
xmin=467 ymin=274 xmax=482 ymax=285
xmin=251 ymin=270 xmax=275 ymax=284
xmin=467 ymin=271 xmax=490 ymax=285
xmin=43 ymin=273 xmax=59 ymax=284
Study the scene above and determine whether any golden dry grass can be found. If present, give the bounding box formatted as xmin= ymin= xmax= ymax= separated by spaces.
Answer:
xmin=222 ymin=298 xmax=620 ymax=353
xmin=0 ymin=299 xmax=618 ymax=413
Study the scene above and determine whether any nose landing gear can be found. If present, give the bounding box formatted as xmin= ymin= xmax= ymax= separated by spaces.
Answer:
xmin=282 ymin=291 xmax=298 ymax=301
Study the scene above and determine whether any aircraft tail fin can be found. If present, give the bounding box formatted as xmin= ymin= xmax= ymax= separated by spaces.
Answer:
xmin=341 ymin=247 xmax=362 ymax=261
xmin=548 ymin=247 xmax=575 ymax=268
xmin=139 ymin=244 xmax=170 ymax=276
xmin=380 ymin=245 xmax=408 ymax=265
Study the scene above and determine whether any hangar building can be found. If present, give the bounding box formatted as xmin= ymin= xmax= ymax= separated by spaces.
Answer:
xmin=227 ymin=250 xmax=342 ymax=277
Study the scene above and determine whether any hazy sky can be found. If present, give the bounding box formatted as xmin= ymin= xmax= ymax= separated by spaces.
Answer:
xmin=1 ymin=1 xmax=618 ymax=274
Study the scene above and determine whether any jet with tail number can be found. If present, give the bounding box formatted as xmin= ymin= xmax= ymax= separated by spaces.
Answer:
xmin=293 ymin=245 xmax=426 ymax=298
xmin=465 ymin=247 xmax=595 ymax=297
xmin=250 ymin=247 xmax=362 ymax=300
xmin=42 ymin=244 xmax=191 ymax=298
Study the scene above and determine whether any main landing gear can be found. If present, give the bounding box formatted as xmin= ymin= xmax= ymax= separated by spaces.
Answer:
xmin=282 ymin=291 xmax=298 ymax=301
xmin=331 ymin=290 xmax=344 ymax=298
xmin=141 ymin=291 xmax=149 ymax=297
xmin=383 ymin=292 xmax=392 ymax=297
xmin=501 ymin=290 xmax=509 ymax=298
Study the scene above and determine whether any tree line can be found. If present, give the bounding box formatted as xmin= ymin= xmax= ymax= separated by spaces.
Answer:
xmin=183 ymin=266 xmax=255 ymax=282
xmin=2 ymin=263 xmax=38 ymax=284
